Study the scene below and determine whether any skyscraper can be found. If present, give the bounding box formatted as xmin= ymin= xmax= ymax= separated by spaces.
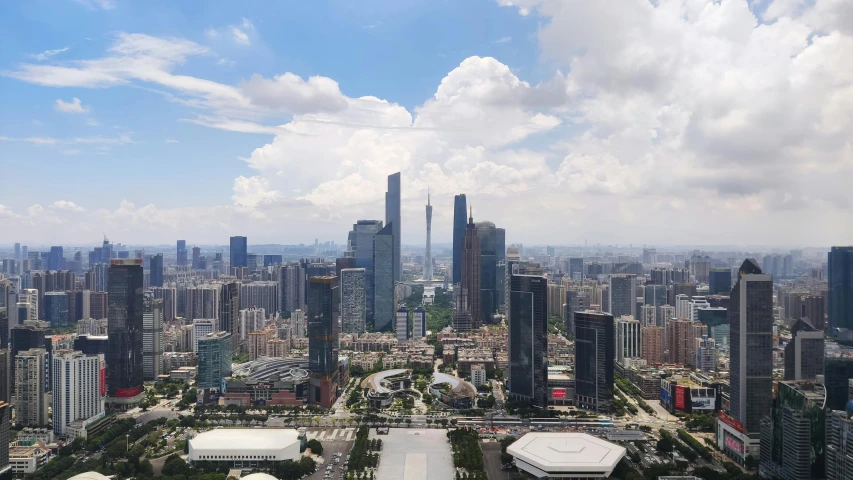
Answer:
xmin=47 ymin=246 xmax=64 ymax=271
xmin=723 ymin=258 xmax=773 ymax=461
xmin=149 ymin=254 xmax=164 ymax=287
xmin=829 ymin=246 xmax=853 ymax=331
xmin=574 ymin=310 xmax=615 ymax=413
xmin=192 ymin=246 xmax=201 ymax=269
xmin=476 ymin=221 xmax=499 ymax=324
xmin=760 ymin=381 xmax=826 ymax=480
xmin=508 ymin=274 xmax=548 ymax=408
xmin=452 ymin=194 xmax=467 ymax=283
xmin=413 ymin=306 xmax=426 ymax=339
xmin=43 ymin=291 xmax=68 ymax=327
xmin=826 ymin=409 xmax=853 ymax=480
xmin=13 ymin=243 xmax=20 ymax=260
xmin=424 ymin=190 xmax=433 ymax=281
xmin=106 ymin=258 xmax=144 ymax=406
xmin=143 ymin=298 xmax=164 ymax=381
xmin=396 ymin=306 xmax=410 ymax=342
xmin=784 ymin=317 xmax=824 ymax=381
xmin=307 ymin=276 xmax=339 ymax=408
xmin=709 ymin=268 xmax=733 ymax=295
xmin=385 ymin=172 xmax=401 ymax=283
xmin=197 ymin=331 xmax=232 ymax=391
xmin=229 ymin=236 xmax=248 ymax=271
xmin=460 ymin=209 xmax=481 ymax=331
xmin=373 ymin=223 xmax=395 ymax=332
xmin=51 ymin=351 xmax=104 ymax=436
xmin=615 ymin=315 xmax=641 ymax=366
xmin=340 ymin=268 xmax=366 ymax=334
xmin=608 ymin=274 xmax=637 ymax=319
xmin=347 ymin=220 xmax=383 ymax=323
xmin=176 ymin=240 xmax=187 ymax=266
xmin=219 ymin=281 xmax=240 ymax=351
xmin=14 ymin=348 xmax=48 ymax=427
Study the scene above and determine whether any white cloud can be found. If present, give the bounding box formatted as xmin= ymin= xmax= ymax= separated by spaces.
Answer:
xmin=50 ymin=200 xmax=85 ymax=212
xmin=165 ymin=139 xmax=179 ymax=143
xmin=230 ymin=26 xmax=250 ymax=45
xmin=55 ymin=97 xmax=90 ymax=113
xmin=73 ymin=0 xmax=115 ymax=10
xmin=205 ymin=28 xmax=220 ymax=38
xmin=31 ymin=47 xmax=69 ymax=61
xmin=493 ymin=36 xmax=512 ymax=44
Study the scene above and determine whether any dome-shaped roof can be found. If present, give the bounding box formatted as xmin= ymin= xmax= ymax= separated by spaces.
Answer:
xmin=68 ymin=473 xmax=111 ymax=480
xmin=241 ymin=474 xmax=278 ymax=480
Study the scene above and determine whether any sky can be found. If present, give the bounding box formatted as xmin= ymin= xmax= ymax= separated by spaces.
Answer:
xmin=1 ymin=0 xmax=852 ymax=248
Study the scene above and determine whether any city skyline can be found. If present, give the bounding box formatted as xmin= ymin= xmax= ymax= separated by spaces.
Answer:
xmin=2 ymin=1 xmax=853 ymax=245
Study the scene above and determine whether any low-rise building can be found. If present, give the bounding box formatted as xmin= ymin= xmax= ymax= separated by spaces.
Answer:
xmin=471 ymin=364 xmax=487 ymax=387
xmin=8 ymin=446 xmax=49 ymax=474
xmin=188 ymin=429 xmax=301 ymax=468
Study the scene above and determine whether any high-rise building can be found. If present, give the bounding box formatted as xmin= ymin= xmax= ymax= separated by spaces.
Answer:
xmin=615 ymin=315 xmax=641 ymax=366
xmin=829 ymin=246 xmax=853 ymax=331
xmin=291 ymin=309 xmax=306 ymax=338
xmin=176 ymin=240 xmax=187 ymax=266
xmin=802 ymin=295 xmax=826 ymax=329
xmin=476 ymin=221 xmax=499 ymax=324
xmin=143 ymin=298 xmax=164 ymax=381
xmin=668 ymin=318 xmax=706 ymax=366
xmin=413 ymin=306 xmax=426 ymax=339
xmin=385 ymin=172 xmax=401 ymax=283
xmin=641 ymin=326 xmax=665 ymax=364
xmin=51 ymin=350 xmax=104 ymax=436
xmin=424 ymin=190 xmax=433 ymax=281
xmin=824 ymin=357 xmax=853 ymax=411
xmin=280 ymin=263 xmax=307 ymax=316
xmin=461 ymin=209 xmax=481 ymax=330
xmin=568 ymin=258 xmax=584 ymax=280
xmin=341 ymin=268 xmax=366 ymax=334
xmin=396 ymin=307 xmax=410 ymax=342
xmin=709 ymin=268 xmax=733 ymax=295
xmin=373 ymin=223 xmax=395 ymax=332
xmin=247 ymin=328 xmax=273 ymax=361
xmin=43 ymin=291 xmax=68 ymax=327
xmin=219 ymin=281 xmax=239 ymax=350
xmin=721 ymin=258 xmax=773 ymax=462
xmin=574 ymin=310 xmax=614 ymax=413
xmin=0 ymin=401 xmax=10 ymax=476
xmin=149 ymin=254 xmax=164 ymax=287
xmin=106 ymin=258 xmax=144 ymax=406
xmin=307 ymin=276 xmax=339 ymax=409
xmin=784 ymin=317 xmax=824 ymax=381
xmin=239 ymin=308 xmax=267 ymax=340
xmin=197 ymin=331 xmax=232 ymax=391
xmin=564 ymin=289 xmax=589 ymax=335
xmin=14 ymin=348 xmax=48 ymax=426
xmin=694 ymin=335 xmax=716 ymax=372
xmin=229 ymin=236 xmax=248 ymax=271
xmin=191 ymin=246 xmax=201 ymax=270
xmin=452 ymin=194 xmax=467 ymax=283
xmin=826 ymin=408 xmax=853 ymax=480
xmin=14 ymin=243 xmax=20 ymax=260
xmin=239 ymin=281 xmax=278 ymax=316
xmin=0 ymin=350 xmax=8 ymax=404
xmin=508 ymin=274 xmax=548 ymax=408
xmin=760 ymin=381 xmax=826 ymax=480
xmin=192 ymin=319 xmax=215 ymax=353
xmin=608 ymin=274 xmax=637 ymax=319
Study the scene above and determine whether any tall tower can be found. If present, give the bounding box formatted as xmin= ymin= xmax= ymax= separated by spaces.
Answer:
xmin=508 ymin=274 xmax=548 ymax=408
xmin=424 ymin=189 xmax=433 ymax=281
xmin=106 ymin=258 xmax=144 ymax=406
xmin=176 ymin=240 xmax=187 ymax=266
xmin=385 ymin=172 xmax=401 ymax=283
xmin=229 ymin=236 xmax=248 ymax=271
xmin=452 ymin=194 xmax=467 ymax=283
xmin=574 ymin=310 xmax=615 ymax=413
xmin=373 ymin=223 xmax=395 ymax=332
xmin=829 ymin=246 xmax=853 ymax=331
xmin=461 ymin=208 xmax=481 ymax=330
xmin=307 ymin=276 xmax=340 ymax=408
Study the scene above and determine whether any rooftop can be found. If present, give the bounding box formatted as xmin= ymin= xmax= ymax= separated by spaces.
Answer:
xmin=189 ymin=428 xmax=299 ymax=451
xmin=507 ymin=432 xmax=625 ymax=476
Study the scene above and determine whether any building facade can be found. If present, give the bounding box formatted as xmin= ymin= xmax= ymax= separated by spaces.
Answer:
xmin=51 ymin=351 xmax=104 ymax=437
xmin=574 ymin=311 xmax=614 ymax=413
xmin=14 ymin=348 xmax=48 ymax=427
xmin=197 ymin=332 xmax=232 ymax=391
xmin=340 ymin=268 xmax=366 ymax=334
xmin=508 ymin=274 xmax=548 ymax=408
xmin=106 ymin=259 xmax=144 ymax=405
xmin=143 ymin=298 xmax=164 ymax=381
xmin=307 ymin=276 xmax=340 ymax=408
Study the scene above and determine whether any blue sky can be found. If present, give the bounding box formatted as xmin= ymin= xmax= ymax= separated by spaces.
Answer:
xmin=1 ymin=0 xmax=852 ymax=247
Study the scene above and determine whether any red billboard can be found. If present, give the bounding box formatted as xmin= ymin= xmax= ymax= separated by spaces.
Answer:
xmin=675 ymin=385 xmax=687 ymax=410
xmin=718 ymin=411 xmax=744 ymax=433
xmin=115 ymin=385 xmax=143 ymax=398
xmin=552 ymin=388 xmax=567 ymax=399
xmin=100 ymin=360 xmax=106 ymax=397
xmin=725 ymin=433 xmax=743 ymax=454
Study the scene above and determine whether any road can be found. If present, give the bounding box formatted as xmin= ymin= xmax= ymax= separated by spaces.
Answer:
xmin=303 ymin=428 xmax=355 ymax=480
xmin=481 ymin=441 xmax=507 ymax=480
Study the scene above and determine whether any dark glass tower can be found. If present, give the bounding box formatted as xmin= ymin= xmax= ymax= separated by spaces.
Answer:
xmin=106 ymin=259 xmax=144 ymax=403
xmin=709 ymin=268 xmax=733 ymax=295
xmin=828 ymin=246 xmax=853 ymax=331
xmin=783 ymin=317 xmax=824 ymax=381
xmin=47 ymin=246 xmax=64 ymax=271
xmin=729 ymin=259 xmax=773 ymax=437
xmin=476 ymin=221 xmax=498 ymax=324
xmin=460 ymin=210 xmax=481 ymax=330
xmin=219 ymin=281 xmax=240 ymax=351
xmin=372 ymin=223 xmax=395 ymax=332
xmin=308 ymin=276 xmax=340 ymax=408
xmin=385 ymin=172 xmax=401 ymax=283
xmin=508 ymin=274 xmax=548 ymax=408
xmin=574 ymin=310 xmax=615 ymax=413
xmin=176 ymin=240 xmax=187 ymax=266
xmin=149 ymin=254 xmax=164 ymax=287
xmin=229 ymin=236 xmax=248 ymax=269
xmin=452 ymin=194 xmax=467 ymax=283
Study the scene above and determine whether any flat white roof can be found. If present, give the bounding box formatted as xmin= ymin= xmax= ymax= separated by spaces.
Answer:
xmin=189 ymin=428 xmax=299 ymax=452
xmin=507 ymin=432 xmax=625 ymax=476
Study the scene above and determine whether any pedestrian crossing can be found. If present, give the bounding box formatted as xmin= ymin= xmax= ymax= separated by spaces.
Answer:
xmin=306 ymin=428 xmax=357 ymax=442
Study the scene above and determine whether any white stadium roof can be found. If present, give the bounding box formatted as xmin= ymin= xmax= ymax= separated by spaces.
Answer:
xmin=188 ymin=428 xmax=301 ymax=462
xmin=68 ymin=473 xmax=111 ymax=480
xmin=506 ymin=432 xmax=625 ymax=478
xmin=241 ymin=474 xmax=278 ymax=480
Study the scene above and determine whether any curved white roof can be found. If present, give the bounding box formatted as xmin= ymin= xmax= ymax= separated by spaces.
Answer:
xmin=432 ymin=372 xmax=476 ymax=397
xmin=68 ymin=473 xmax=111 ymax=480
xmin=188 ymin=428 xmax=301 ymax=462
xmin=361 ymin=369 xmax=408 ymax=394
xmin=241 ymin=474 xmax=278 ymax=480
xmin=506 ymin=432 xmax=625 ymax=477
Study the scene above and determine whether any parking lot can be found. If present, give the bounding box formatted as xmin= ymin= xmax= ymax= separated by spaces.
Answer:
xmin=305 ymin=428 xmax=355 ymax=480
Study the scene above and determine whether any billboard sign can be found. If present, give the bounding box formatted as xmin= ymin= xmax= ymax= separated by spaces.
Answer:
xmin=660 ymin=387 xmax=671 ymax=406
xmin=552 ymin=388 xmax=566 ymax=399
xmin=675 ymin=385 xmax=687 ymax=410
xmin=718 ymin=411 xmax=744 ymax=433
xmin=724 ymin=433 xmax=743 ymax=454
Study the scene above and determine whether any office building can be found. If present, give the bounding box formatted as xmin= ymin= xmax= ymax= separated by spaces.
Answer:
xmin=0 ymin=402 xmax=9 ymax=476
xmin=239 ymin=281 xmax=278 ymax=316
xmin=424 ymin=191 xmax=433 ymax=281
xmin=641 ymin=326 xmax=665 ymax=364
xmin=508 ymin=274 xmax=548 ymax=408
xmin=14 ymin=348 xmax=48 ymax=427
xmin=346 ymin=221 xmax=382 ymax=323
xmin=825 ymin=357 xmax=853 ymax=411
xmin=197 ymin=331 xmax=232 ymax=391
xmin=219 ymin=281 xmax=240 ymax=350
xmin=230 ymin=236 xmax=248 ymax=271
xmin=759 ymin=381 xmax=826 ymax=480
xmin=720 ymin=259 xmax=773 ymax=463
xmin=709 ymin=268 xmax=732 ymax=295
xmin=608 ymin=275 xmax=637 ymax=319
xmin=476 ymin=220 xmax=499 ymax=324
xmin=192 ymin=319 xmax=215 ymax=353
xmin=784 ymin=318 xmax=824 ymax=381
xmin=43 ymin=291 xmax=68 ymax=327
xmin=615 ymin=315 xmax=641 ymax=366
xmin=340 ymin=268 xmax=366 ymax=334
xmin=0 ymin=350 xmax=7 ymax=404
xmin=149 ymin=254 xmax=163 ymax=287
xmin=396 ymin=307 xmax=410 ymax=342
xmin=280 ymin=263 xmax=306 ymax=316
xmin=452 ymin=194 xmax=467 ymax=283
xmin=176 ymin=240 xmax=187 ymax=266
xmin=373 ymin=223 xmax=395 ymax=332
xmin=826 ymin=408 xmax=853 ymax=480
xmin=461 ymin=209 xmax=481 ymax=330
xmin=829 ymin=246 xmax=853 ymax=331
xmin=574 ymin=310 xmax=614 ymax=413
xmin=73 ymin=335 xmax=108 ymax=357
xmin=106 ymin=259 xmax=144 ymax=406
xmin=802 ymin=295 xmax=826 ymax=330
xmin=191 ymin=246 xmax=201 ymax=269
xmin=307 ymin=276 xmax=339 ymax=408
xmin=143 ymin=298 xmax=164 ymax=381
xmin=694 ymin=335 xmax=716 ymax=372
xmin=413 ymin=306 xmax=426 ymax=339
xmin=47 ymin=246 xmax=64 ymax=271
xmin=385 ymin=172 xmax=401 ymax=283
xmin=51 ymin=351 xmax=104 ymax=437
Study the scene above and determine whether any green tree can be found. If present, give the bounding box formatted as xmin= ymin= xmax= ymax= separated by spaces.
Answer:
xmin=306 ymin=439 xmax=323 ymax=455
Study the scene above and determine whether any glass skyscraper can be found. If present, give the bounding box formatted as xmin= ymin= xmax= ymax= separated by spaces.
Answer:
xmin=829 ymin=246 xmax=853 ymax=331
xmin=574 ymin=310 xmax=614 ymax=413
xmin=341 ymin=268 xmax=366 ymax=333
xmin=308 ymin=276 xmax=339 ymax=408
xmin=476 ymin=221 xmax=498 ymax=324
xmin=197 ymin=331 xmax=232 ymax=390
xmin=106 ymin=258 xmax=144 ymax=403
xmin=348 ymin=220 xmax=383 ymax=323
xmin=176 ymin=240 xmax=187 ymax=266
xmin=508 ymin=274 xmax=548 ymax=408
xmin=452 ymin=194 xmax=467 ymax=283
xmin=385 ymin=172 xmax=401 ymax=283
xmin=373 ymin=223 xmax=395 ymax=332
xmin=149 ymin=253 xmax=164 ymax=287
xmin=229 ymin=236 xmax=248 ymax=270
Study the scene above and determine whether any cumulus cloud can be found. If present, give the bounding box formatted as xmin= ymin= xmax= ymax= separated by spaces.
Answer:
xmin=55 ymin=97 xmax=90 ymax=113
xmin=50 ymin=201 xmax=86 ymax=212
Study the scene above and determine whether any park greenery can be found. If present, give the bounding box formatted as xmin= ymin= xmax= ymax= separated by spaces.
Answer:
xmin=676 ymin=428 xmax=713 ymax=461
xmin=447 ymin=428 xmax=486 ymax=478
